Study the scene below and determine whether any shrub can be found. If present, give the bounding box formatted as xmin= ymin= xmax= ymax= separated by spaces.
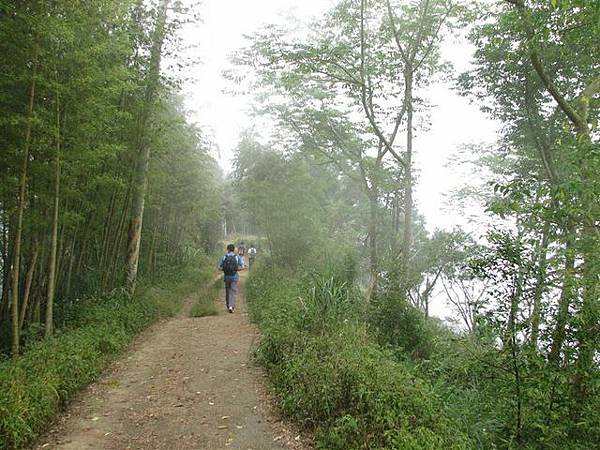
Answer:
xmin=296 ymin=272 xmax=362 ymax=332
xmin=368 ymin=290 xmax=436 ymax=360
xmin=246 ymin=265 xmax=470 ymax=450
xmin=248 ymin=259 xmax=600 ymax=450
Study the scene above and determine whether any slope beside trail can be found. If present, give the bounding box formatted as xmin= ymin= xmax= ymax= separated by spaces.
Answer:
xmin=34 ymin=273 xmax=310 ymax=450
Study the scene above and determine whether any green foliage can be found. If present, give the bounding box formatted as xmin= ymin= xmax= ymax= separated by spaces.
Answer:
xmin=295 ymin=266 xmax=363 ymax=331
xmin=0 ymin=260 xmax=210 ymax=450
xmin=246 ymin=263 xmax=469 ymax=450
xmin=452 ymin=1 xmax=600 ymax=447
xmin=248 ymin=249 xmax=600 ymax=449
xmin=233 ymin=136 xmax=347 ymax=268
xmin=0 ymin=0 xmax=222 ymax=355
xmin=234 ymin=0 xmax=600 ymax=445
xmin=369 ymin=291 xmax=436 ymax=361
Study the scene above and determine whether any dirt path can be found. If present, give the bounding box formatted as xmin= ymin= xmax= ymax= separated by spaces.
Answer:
xmin=35 ymin=273 xmax=310 ymax=450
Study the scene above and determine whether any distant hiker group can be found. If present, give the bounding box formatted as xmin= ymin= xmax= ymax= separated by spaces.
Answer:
xmin=248 ymin=245 xmax=257 ymax=265
xmin=218 ymin=242 xmax=258 ymax=313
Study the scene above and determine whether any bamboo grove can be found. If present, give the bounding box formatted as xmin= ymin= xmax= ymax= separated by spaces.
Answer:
xmin=0 ymin=0 xmax=222 ymax=356
xmin=230 ymin=0 xmax=600 ymax=446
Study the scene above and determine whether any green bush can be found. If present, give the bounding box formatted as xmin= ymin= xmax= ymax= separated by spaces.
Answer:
xmin=248 ymin=258 xmax=600 ymax=449
xmin=0 ymin=260 xmax=211 ymax=450
xmin=296 ymin=271 xmax=362 ymax=332
xmin=246 ymin=264 xmax=469 ymax=450
xmin=368 ymin=290 xmax=436 ymax=361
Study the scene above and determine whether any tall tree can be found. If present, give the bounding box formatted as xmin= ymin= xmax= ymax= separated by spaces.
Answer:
xmin=461 ymin=0 xmax=600 ymax=439
xmin=9 ymin=48 xmax=37 ymax=356
xmin=125 ymin=0 xmax=170 ymax=294
xmin=0 ymin=0 xmax=220 ymax=354
xmin=232 ymin=0 xmax=459 ymax=295
xmin=45 ymin=82 xmax=61 ymax=337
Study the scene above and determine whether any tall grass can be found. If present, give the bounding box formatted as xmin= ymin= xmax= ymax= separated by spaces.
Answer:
xmin=190 ymin=280 xmax=220 ymax=318
xmin=247 ymin=254 xmax=600 ymax=449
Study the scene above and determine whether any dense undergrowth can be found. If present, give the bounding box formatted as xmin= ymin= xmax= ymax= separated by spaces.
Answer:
xmin=246 ymin=259 xmax=598 ymax=450
xmin=246 ymin=261 xmax=469 ymax=450
xmin=0 ymin=257 xmax=213 ymax=450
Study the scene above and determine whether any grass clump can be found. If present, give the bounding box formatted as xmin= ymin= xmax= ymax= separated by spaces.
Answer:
xmin=0 ymin=258 xmax=212 ymax=450
xmin=190 ymin=282 xmax=220 ymax=318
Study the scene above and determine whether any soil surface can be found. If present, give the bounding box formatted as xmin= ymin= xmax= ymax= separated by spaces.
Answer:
xmin=34 ymin=273 xmax=311 ymax=450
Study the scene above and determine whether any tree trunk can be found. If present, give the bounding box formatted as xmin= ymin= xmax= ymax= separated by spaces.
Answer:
xmin=75 ymin=230 xmax=88 ymax=282
xmin=570 ymin=225 xmax=600 ymax=423
xmin=504 ymin=267 xmax=524 ymax=349
xmin=401 ymin=68 xmax=414 ymax=292
xmin=548 ymin=239 xmax=576 ymax=369
xmin=19 ymin=240 xmax=39 ymax=331
xmin=1 ymin=209 xmax=9 ymax=308
xmin=148 ymin=227 xmax=158 ymax=274
xmin=45 ymin=89 xmax=61 ymax=338
xmin=422 ymin=278 xmax=431 ymax=318
xmin=1 ymin=216 xmax=13 ymax=323
xmin=30 ymin=237 xmax=47 ymax=325
xmin=100 ymin=189 xmax=117 ymax=274
xmin=110 ymin=186 xmax=132 ymax=287
xmin=366 ymin=189 xmax=379 ymax=300
xmin=394 ymin=194 xmax=401 ymax=235
xmin=10 ymin=52 xmax=37 ymax=356
xmin=54 ymin=217 xmax=66 ymax=293
xmin=529 ymin=220 xmax=551 ymax=348
xmin=64 ymin=233 xmax=77 ymax=300
xmin=125 ymin=0 xmax=170 ymax=295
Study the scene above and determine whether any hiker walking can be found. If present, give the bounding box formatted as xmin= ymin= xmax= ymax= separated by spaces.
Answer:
xmin=237 ymin=241 xmax=246 ymax=268
xmin=219 ymin=243 xmax=244 ymax=313
xmin=248 ymin=245 xmax=257 ymax=267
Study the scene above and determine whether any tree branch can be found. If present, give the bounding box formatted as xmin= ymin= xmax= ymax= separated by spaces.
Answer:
xmin=410 ymin=0 xmax=431 ymax=63
xmin=385 ymin=0 xmax=408 ymax=63
xmin=529 ymin=48 xmax=588 ymax=134
xmin=576 ymin=76 xmax=600 ymax=124
xmin=507 ymin=0 xmax=589 ymax=135
xmin=524 ymin=74 xmax=559 ymax=184
xmin=361 ymin=0 xmax=407 ymax=168
xmin=414 ymin=4 xmax=454 ymax=72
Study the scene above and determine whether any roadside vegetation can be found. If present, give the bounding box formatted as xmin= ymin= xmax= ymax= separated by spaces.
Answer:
xmin=0 ymin=0 xmax=222 ymax=357
xmin=0 ymin=2 xmax=222 ymax=448
xmin=247 ymin=252 xmax=598 ymax=450
xmin=247 ymin=262 xmax=470 ymax=450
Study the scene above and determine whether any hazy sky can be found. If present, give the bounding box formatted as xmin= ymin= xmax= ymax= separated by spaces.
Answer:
xmin=180 ymin=0 xmax=334 ymax=155
xmin=179 ymin=0 xmax=500 ymax=321
xmin=181 ymin=0 xmax=499 ymax=234
xmin=178 ymin=0 xmax=501 ymax=254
